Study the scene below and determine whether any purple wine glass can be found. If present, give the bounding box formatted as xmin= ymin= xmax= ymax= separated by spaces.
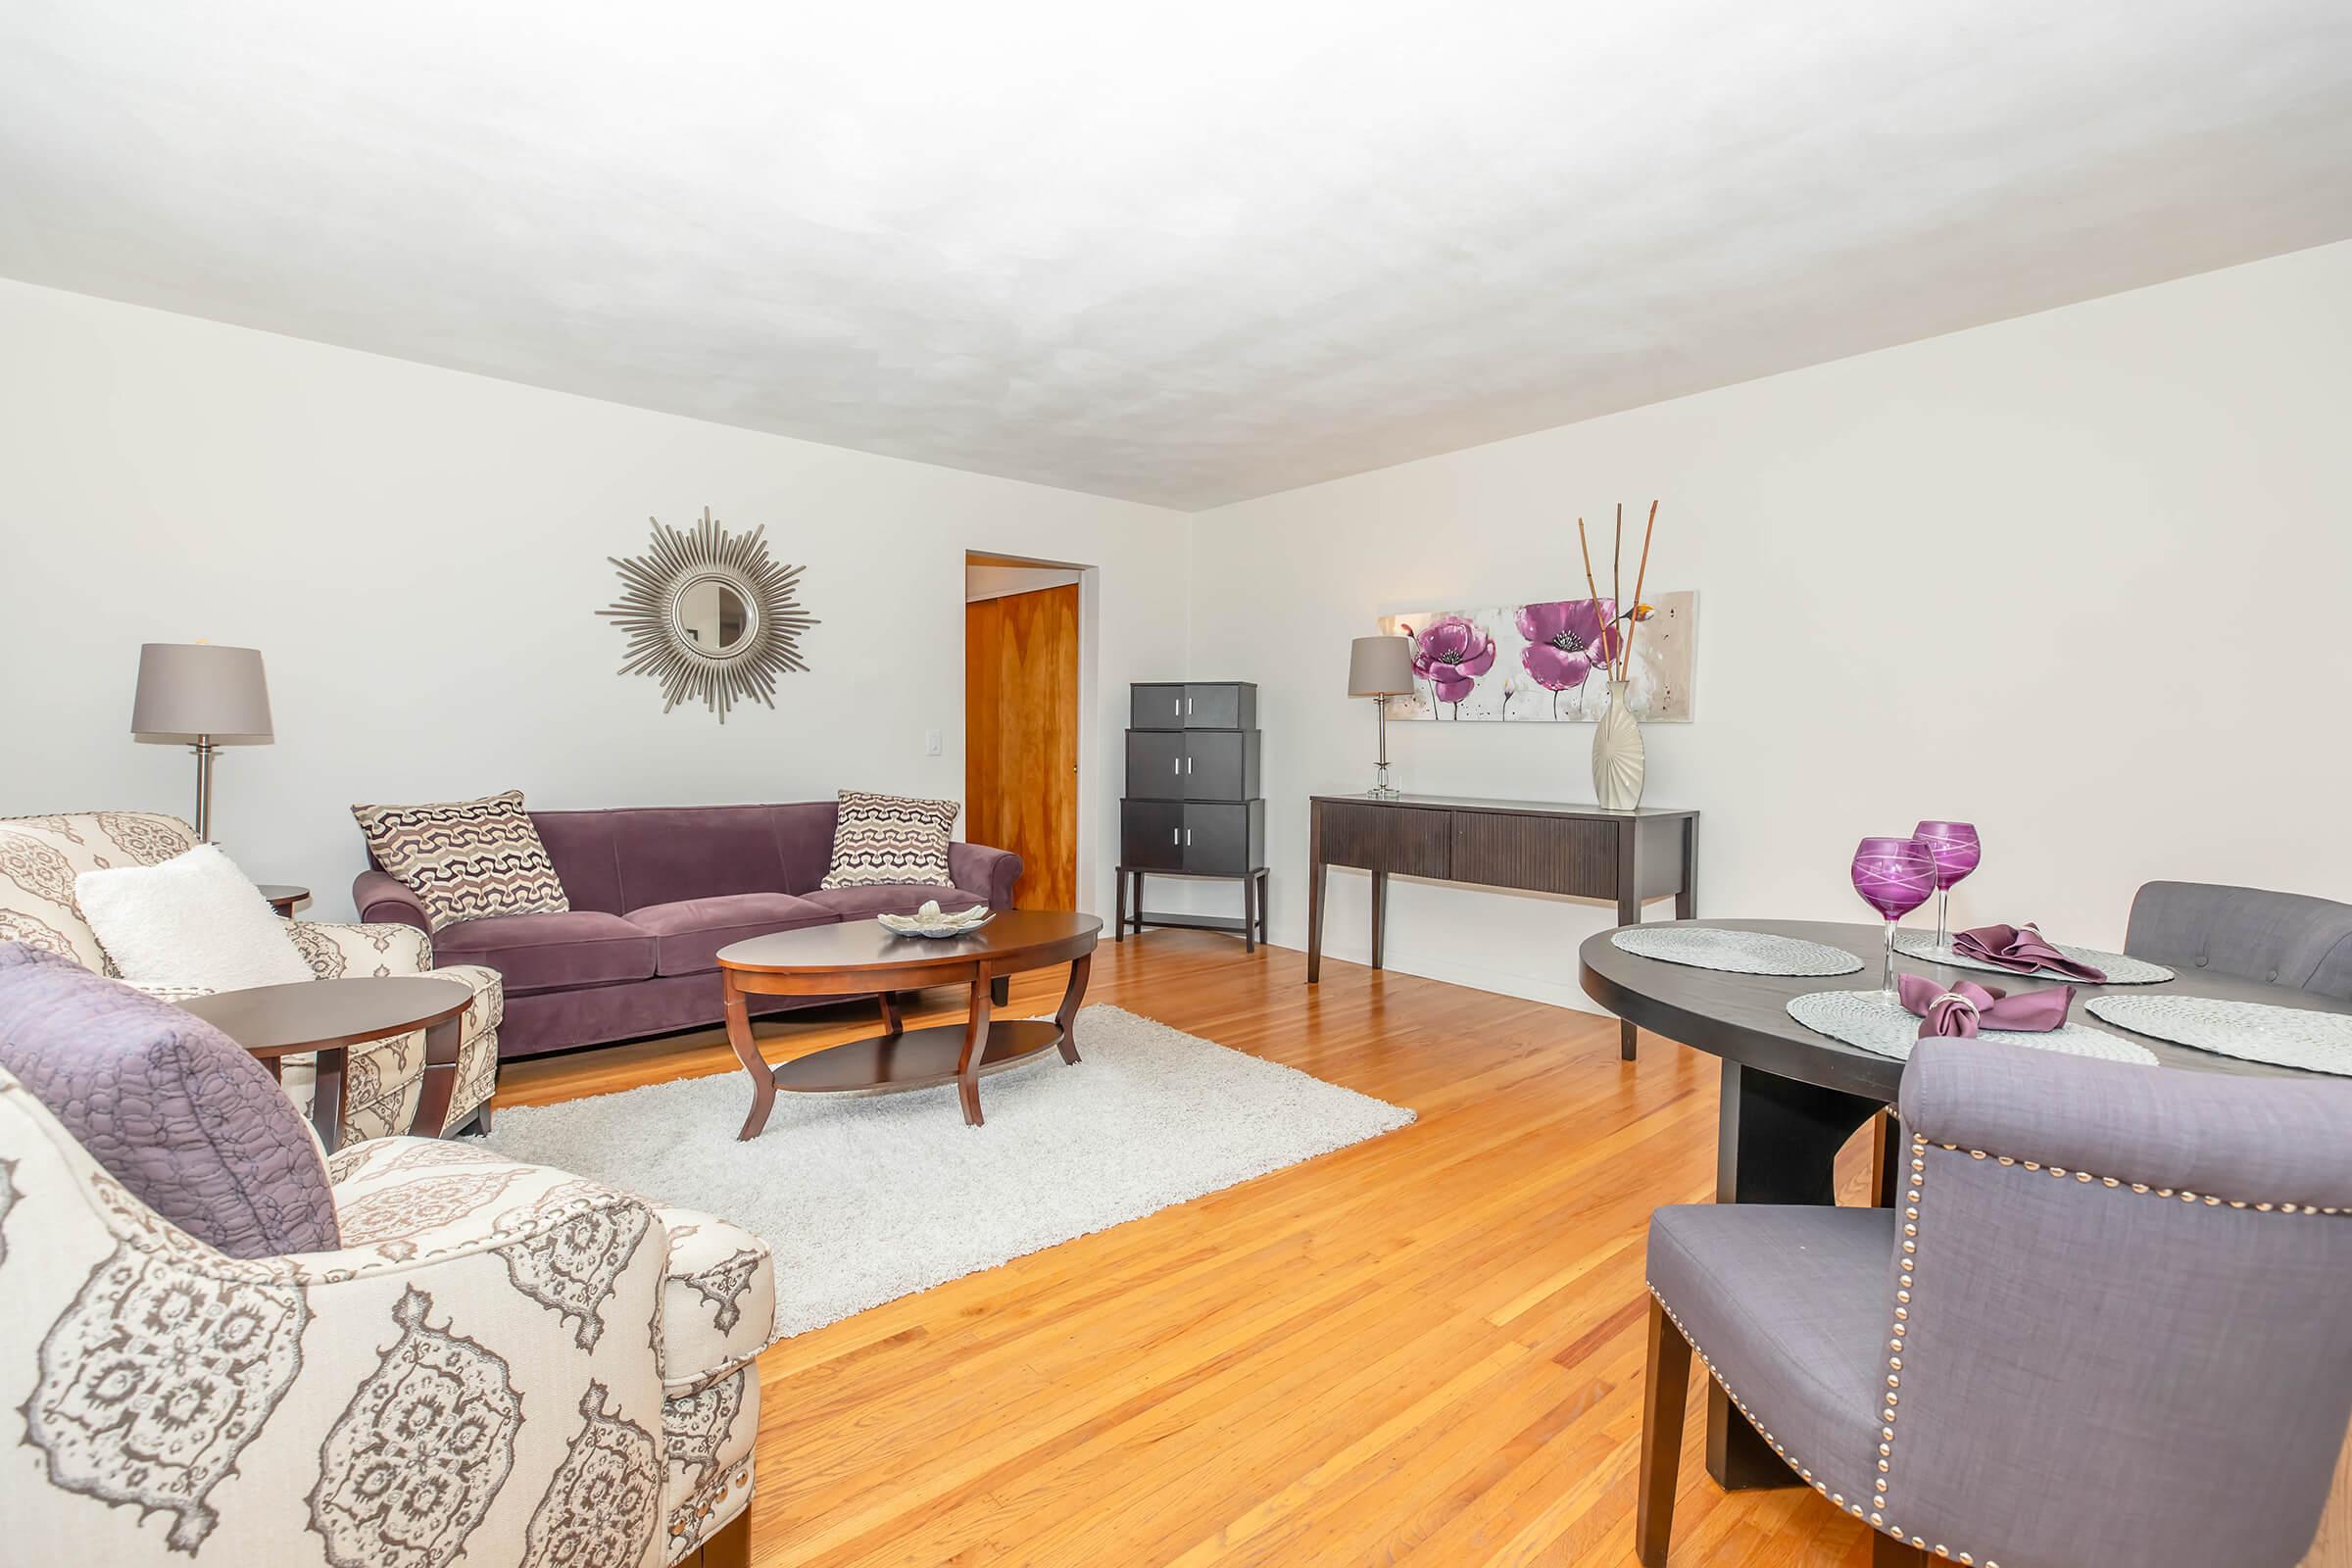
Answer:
xmin=1912 ymin=820 xmax=1983 ymax=960
xmin=1850 ymin=836 xmax=1937 ymax=995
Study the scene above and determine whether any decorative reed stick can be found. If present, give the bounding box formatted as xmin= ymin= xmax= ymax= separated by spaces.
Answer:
xmin=1611 ymin=503 xmax=1624 ymax=681
xmin=1621 ymin=499 xmax=1658 ymax=679
xmin=1577 ymin=517 xmax=1601 ymax=605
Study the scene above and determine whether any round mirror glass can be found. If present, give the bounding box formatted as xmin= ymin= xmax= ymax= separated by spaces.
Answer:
xmin=674 ymin=576 xmax=753 ymax=657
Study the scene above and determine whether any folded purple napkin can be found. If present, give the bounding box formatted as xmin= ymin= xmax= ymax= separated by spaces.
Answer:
xmin=1896 ymin=974 xmax=2074 ymax=1039
xmin=1951 ymin=921 xmax=2109 ymax=983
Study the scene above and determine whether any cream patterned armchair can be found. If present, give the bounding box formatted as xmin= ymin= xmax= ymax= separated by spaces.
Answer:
xmin=0 ymin=811 xmax=500 ymax=1142
xmin=0 ymin=1065 xmax=775 ymax=1566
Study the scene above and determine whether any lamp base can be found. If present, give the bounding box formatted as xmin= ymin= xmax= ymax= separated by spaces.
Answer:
xmin=1363 ymin=784 xmax=1403 ymax=800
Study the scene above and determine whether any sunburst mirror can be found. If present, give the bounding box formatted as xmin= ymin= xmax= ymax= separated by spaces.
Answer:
xmin=599 ymin=508 xmax=816 ymax=721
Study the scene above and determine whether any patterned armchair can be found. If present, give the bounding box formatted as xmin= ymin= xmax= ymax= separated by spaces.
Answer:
xmin=0 ymin=811 xmax=500 ymax=1142
xmin=0 ymin=1065 xmax=776 ymax=1565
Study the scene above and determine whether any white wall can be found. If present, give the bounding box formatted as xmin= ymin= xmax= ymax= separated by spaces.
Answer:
xmin=1185 ymin=240 xmax=2352 ymax=1010
xmin=965 ymin=564 xmax=1085 ymax=602
xmin=0 ymin=280 xmax=1192 ymax=918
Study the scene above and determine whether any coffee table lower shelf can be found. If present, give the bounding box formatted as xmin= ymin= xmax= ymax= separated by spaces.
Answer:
xmin=769 ymin=1019 xmax=1067 ymax=1095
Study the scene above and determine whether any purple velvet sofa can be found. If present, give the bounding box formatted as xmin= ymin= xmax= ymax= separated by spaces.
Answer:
xmin=355 ymin=802 xmax=1021 ymax=1059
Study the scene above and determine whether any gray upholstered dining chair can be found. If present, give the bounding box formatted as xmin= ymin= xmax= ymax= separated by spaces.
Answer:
xmin=1636 ymin=1039 xmax=2352 ymax=1568
xmin=2126 ymin=880 xmax=2352 ymax=1001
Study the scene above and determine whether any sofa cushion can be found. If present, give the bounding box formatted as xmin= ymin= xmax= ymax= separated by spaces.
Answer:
xmin=625 ymin=893 xmax=836 ymax=977
xmin=612 ymin=806 xmax=792 ymax=911
xmin=0 ymin=941 xmax=339 ymax=1257
xmin=820 ymin=790 xmax=959 ymax=889
xmin=430 ymin=909 xmax=656 ymax=994
xmin=352 ymin=789 xmax=571 ymax=930
xmin=799 ymin=884 xmax=986 ymax=921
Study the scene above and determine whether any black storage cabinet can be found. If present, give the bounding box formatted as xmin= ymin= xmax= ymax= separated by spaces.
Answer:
xmin=1117 ymin=681 xmax=1267 ymax=949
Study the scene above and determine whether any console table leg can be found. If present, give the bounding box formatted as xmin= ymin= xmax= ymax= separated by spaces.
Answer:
xmin=1307 ymin=854 xmax=1326 ymax=983
xmin=725 ymin=973 xmax=776 ymax=1142
xmin=1371 ymin=868 xmax=1388 ymax=970
xmin=1243 ymin=871 xmax=1257 ymax=954
xmin=1054 ymin=953 xmax=1091 ymax=1063
xmin=1114 ymin=866 xmax=1128 ymax=943
xmin=1617 ymin=825 xmax=1642 ymax=1060
xmin=1678 ymin=816 xmax=1699 ymax=919
xmin=956 ymin=977 xmax=993 ymax=1126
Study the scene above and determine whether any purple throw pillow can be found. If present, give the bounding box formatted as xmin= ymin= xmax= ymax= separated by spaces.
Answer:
xmin=0 ymin=942 xmax=340 ymax=1257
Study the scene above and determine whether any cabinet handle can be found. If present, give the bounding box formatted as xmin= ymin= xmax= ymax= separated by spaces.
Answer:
xmin=1186 ymin=757 xmax=1194 ymax=773
xmin=1172 ymin=758 xmax=1180 ymax=775
xmin=1173 ymin=697 xmax=1181 ymax=717
xmin=1171 ymin=827 xmax=1179 ymax=846
xmin=1186 ymin=828 xmax=1193 ymax=846
xmin=1187 ymin=696 xmax=1194 ymax=714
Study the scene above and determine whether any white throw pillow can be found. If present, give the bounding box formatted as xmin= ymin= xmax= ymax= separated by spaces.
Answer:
xmin=75 ymin=844 xmax=316 ymax=992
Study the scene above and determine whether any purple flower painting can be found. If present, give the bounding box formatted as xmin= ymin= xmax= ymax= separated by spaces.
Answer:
xmin=1378 ymin=590 xmax=1695 ymax=723
xmin=1514 ymin=599 xmax=1621 ymax=718
xmin=1404 ymin=615 xmax=1496 ymax=716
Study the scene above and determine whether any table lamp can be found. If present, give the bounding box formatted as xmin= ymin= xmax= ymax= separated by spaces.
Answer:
xmin=130 ymin=642 xmax=273 ymax=841
xmin=1348 ymin=635 xmax=1415 ymax=799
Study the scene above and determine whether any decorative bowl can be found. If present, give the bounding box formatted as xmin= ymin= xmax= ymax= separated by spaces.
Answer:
xmin=876 ymin=901 xmax=993 ymax=939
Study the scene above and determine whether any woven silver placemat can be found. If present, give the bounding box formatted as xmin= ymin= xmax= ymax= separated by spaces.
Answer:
xmin=2085 ymin=995 xmax=2352 ymax=1077
xmin=1612 ymin=927 xmax=1864 ymax=977
xmin=1894 ymin=929 xmax=2173 ymax=985
xmin=1787 ymin=990 xmax=2157 ymax=1065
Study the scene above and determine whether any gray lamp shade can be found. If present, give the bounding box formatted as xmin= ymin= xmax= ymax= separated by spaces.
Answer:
xmin=1348 ymin=635 xmax=1415 ymax=698
xmin=130 ymin=643 xmax=273 ymax=743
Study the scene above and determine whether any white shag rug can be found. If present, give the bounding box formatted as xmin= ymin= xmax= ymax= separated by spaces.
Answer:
xmin=482 ymin=1004 xmax=1414 ymax=1337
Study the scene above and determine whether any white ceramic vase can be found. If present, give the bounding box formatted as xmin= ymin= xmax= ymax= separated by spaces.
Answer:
xmin=1591 ymin=678 xmax=1646 ymax=810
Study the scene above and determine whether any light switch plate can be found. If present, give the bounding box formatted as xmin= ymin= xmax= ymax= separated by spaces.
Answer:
xmin=924 ymin=729 xmax=943 ymax=756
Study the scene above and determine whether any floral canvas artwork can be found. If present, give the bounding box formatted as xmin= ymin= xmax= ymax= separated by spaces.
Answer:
xmin=1377 ymin=591 xmax=1696 ymax=722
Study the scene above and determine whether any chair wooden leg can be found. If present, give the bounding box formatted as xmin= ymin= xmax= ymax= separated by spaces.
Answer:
xmin=1638 ymin=1295 xmax=1694 ymax=1567
xmin=1872 ymin=1532 xmax=1929 ymax=1566
xmin=699 ymin=1506 xmax=752 ymax=1568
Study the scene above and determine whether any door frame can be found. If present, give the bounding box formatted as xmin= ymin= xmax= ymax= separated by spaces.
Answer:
xmin=964 ymin=551 xmax=1097 ymax=915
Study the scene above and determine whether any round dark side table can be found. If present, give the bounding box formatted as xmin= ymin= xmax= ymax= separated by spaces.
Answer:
xmin=181 ymin=974 xmax=473 ymax=1152
xmin=257 ymin=883 xmax=310 ymax=917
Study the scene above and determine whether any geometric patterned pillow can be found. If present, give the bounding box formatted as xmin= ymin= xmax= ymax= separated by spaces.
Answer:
xmin=350 ymin=789 xmax=569 ymax=930
xmin=819 ymin=790 xmax=958 ymax=889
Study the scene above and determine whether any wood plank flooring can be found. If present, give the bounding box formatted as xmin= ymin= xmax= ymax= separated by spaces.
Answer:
xmin=495 ymin=932 xmax=2339 ymax=1567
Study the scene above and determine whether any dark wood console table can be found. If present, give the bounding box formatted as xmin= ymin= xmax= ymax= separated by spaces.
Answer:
xmin=1306 ymin=794 xmax=1698 ymax=1058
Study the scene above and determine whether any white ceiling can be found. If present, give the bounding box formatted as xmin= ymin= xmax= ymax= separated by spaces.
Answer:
xmin=4 ymin=2 xmax=2349 ymax=511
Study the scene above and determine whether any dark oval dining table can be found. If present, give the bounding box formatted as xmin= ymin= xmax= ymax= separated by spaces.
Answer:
xmin=1578 ymin=915 xmax=2352 ymax=1494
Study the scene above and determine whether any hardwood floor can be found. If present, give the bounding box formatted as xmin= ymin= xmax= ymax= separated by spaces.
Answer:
xmin=495 ymin=932 xmax=2340 ymax=1567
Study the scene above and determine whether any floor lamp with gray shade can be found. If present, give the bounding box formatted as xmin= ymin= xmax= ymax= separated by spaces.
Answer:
xmin=130 ymin=643 xmax=273 ymax=842
xmin=1348 ymin=635 xmax=1415 ymax=800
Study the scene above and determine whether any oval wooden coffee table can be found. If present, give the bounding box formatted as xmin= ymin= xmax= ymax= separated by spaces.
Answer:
xmin=716 ymin=910 xmax=1102 ymax=1140
xmin=180 ymin=974 xmax=474 ymax=1152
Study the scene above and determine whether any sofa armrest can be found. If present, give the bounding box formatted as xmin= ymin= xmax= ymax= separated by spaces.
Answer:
xmin=1900 ymin=1038 xmax=2352 ymax=1210
xmin=352 ymin=870 xmax=432 ymax=933
xmin=949 ymin=841 xmax=1023 ymax=910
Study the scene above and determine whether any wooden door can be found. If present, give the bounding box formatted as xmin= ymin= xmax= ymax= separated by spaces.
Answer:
xmin=966 ymin=583 xmax=1079 ymax=910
